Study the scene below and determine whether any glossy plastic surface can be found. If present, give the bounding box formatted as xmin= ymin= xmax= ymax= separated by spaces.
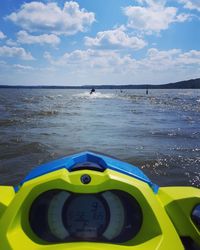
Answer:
xmin=0 ymin=152 xmax=199 ymax=250
xmin=19 ymin=151 xmax=158 ymax=193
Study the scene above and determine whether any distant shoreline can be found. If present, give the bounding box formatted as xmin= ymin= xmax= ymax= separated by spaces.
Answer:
xmin=0 ymin=78 xmax=200 ymax=89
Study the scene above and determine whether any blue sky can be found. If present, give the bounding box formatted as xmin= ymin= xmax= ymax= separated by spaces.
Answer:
xmin=0 ymin=0 xmax=200 ymax=85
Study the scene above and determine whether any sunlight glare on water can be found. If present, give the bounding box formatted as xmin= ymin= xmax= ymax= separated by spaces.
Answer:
xmin=0 ymin=88 xmax=199 ymax=187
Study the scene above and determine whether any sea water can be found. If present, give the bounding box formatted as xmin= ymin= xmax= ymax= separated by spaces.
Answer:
xmin=0 ymin=88 xmax=199 ymax=187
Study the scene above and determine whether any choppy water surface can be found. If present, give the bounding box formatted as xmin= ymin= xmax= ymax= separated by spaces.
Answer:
xmin=0 ymin=88 xmax=199 ymax=187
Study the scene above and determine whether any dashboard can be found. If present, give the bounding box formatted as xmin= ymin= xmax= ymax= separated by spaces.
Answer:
xmin=29 ymin=189 xmax=143 ymax=243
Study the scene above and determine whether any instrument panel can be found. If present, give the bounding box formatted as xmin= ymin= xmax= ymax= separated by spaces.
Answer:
xmin=29 ymin=190 xmax=142 ymax=243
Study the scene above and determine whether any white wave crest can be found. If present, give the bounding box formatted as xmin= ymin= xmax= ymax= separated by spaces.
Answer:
xmin=73 ymin=91 xmax=116 ymax=99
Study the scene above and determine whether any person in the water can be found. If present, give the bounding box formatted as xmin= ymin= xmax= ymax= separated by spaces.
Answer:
xmin=90 ymin=88 xmax=95 ymax=94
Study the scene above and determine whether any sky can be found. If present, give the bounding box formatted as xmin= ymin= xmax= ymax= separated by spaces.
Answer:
xmin=0 ymin=0 xmax=200 ymax=86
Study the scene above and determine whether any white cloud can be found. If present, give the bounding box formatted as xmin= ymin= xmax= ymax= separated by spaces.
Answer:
xmin=0 ymin=46 xmax=34 ymax=60
xmin=45 ymin=47 xmax=200 ymax=70
xmin=13 ymin=64 xmax=34 ymax=70
xmin=17 ymin=30 xmax=60 ymax=46
xmin=0 ymin=31 xmax=6 ymax=39
xmin=134 ymin=0 xmax=165 ymax=7
xmin=179 ymin=0 xmax=200 ymax=12
xmin=84 ymin=27 xmax=147 ymax=50
xmin=6 ymin=39 xmax=18 ymax=46
xmin=177 ymin=50 xmax=200 ymax=65
xmin=6 ymin=1 xmax=95 ymax=35
xmin=123 ymin=0 xmax=191 ymax=34
xmin=147 ymin=48 xmax=181 ymax=60
xmin=176 ymin=13 xmax=192 ymax=22
xmin=129 ymin=48 xmax=200 ymax=83
xmin=43 ymin=47 xmax=200 ymax=84
xmin=138 ymin=48 xmax=200 ymax=73
xmin=2 ymin=48 xmax=200 ymax=85
xmin=44 ymin=49 xmax=135 ymax=73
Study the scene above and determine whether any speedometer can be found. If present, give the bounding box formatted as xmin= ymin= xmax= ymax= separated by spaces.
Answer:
xmin=63 ymin=194 xmax=108 ymax=239
xmin=29 ymin=190 xmax=142 ymax=243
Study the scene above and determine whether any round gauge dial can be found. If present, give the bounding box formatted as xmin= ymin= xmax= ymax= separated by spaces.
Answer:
xmin=102 ymin=191 xmax=125 ymax=240
xmin=47 ymin=191 xmax=70 ymax=240
xmin=63 ymin=195 xmax=108 ymax=240
xmin=29 ymin=189 xmax=142 ymax=243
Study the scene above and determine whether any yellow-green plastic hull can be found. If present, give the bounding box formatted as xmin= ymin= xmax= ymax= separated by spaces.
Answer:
xmin=0 ymin=152 xmax=199 ymax=250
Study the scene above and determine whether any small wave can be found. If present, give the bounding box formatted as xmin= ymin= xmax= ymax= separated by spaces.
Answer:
xmin=0 ymin=142 xmax=50 ymax=160
xmin=44 ymin=94 xmax=63 ymax=100
xmin=151 ymin=131 xmax=177 ymax=137
xmin=21 ymin=97 xmax=40 ymax=104
xmin=150 ymin=129 xmax=199 ymax=139
xmin=0 ymin=119 xmax=18 ymax=126
xmin=171 ymin=147 xmax=200 ymax=152
xmin=8 ymin=109 xmax=59 ymax=119
xmin=17 ymin=142 xmax=49 ymax=154
xmin=30 ymin=110 xmax=59 ymax=118
xmin=22 ymin=97 xmax=33 ymax=103
xmin=44 ymin=95 xmax=55 ymax=100
xmin=35 ymin=110 xmax=59 ymax=116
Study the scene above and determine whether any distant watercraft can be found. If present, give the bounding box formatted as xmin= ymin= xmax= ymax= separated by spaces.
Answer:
xmin=90 ymin=88 xmax=95 ymax=94
xmin=146 ymin=85 xmax=149 ymax=95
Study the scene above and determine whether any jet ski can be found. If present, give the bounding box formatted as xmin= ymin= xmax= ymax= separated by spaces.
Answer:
xmin=0 ymin=151 xmax=199 ymax=250
xmin=90 ymin=88 xmax=95 ymax=94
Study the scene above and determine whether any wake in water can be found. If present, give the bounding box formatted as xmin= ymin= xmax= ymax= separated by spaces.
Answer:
xmin=73 ymin=91 xmax=116 ymax=99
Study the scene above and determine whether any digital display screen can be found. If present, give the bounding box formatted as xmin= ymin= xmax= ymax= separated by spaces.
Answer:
xmin=64 ymin=195 xmax=107 ymax=239
xmin=29 ymin=190 xmax=142 ymax=243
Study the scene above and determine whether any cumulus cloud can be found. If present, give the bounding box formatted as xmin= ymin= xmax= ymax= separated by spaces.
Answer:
xmin=17 ymin=30 xmax=60 ymax=46
xmin=0 ymin=45 xmax=34 ymax=60
xmin=44 ymin=47 xmax=200 ymax=82
xmin=177 ymin=50 xmax=200 ymax=65
xmin=44 ymin=48 xmax=200 ymax=78
xmin=140 ymin=48 xmax=181 ymax=70
xmin=44 ymin=49 xmax=135 ymax=73
xmin=0 ymin=31 xmax=6 ymax=39
xmin=6 ymin=1 xmax=95 ymax=35
xmin=84 ymin=27 xmax=147 ymax=50
xmin=123 ymin=0 xmax=191 ymax=34
xmin=139 ymin=48 xmax=200 ymax=72
xmin=132 ymin=48 xmax=200 ymax=83
xmin=179 ymin=0 xmax=200 ymax=12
